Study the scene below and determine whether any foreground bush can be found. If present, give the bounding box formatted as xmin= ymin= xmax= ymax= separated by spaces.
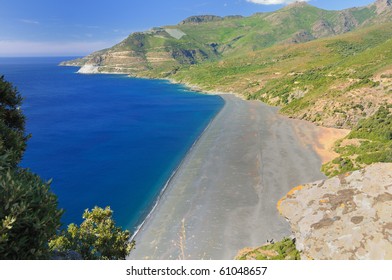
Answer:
xmin=50 ymin=206 xmax=135 ymax=260
xmin=0 ymin=168 xmax=62 ymax=259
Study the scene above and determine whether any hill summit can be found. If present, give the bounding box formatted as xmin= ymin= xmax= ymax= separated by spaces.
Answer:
xmin=283 ymin=1 xmax=310 ymax=9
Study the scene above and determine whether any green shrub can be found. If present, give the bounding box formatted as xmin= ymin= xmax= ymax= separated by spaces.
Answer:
xmin=350 ymin=106 xmax=392 ymax=141
xmin=50 ymin=206 xmax=135 ymax=260
xmin=323 ymin=106 xmax=392 ymax=176
xmin=0 ymin=168 xmax=62 ymax=259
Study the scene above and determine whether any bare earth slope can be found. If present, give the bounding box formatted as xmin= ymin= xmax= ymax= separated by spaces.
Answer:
xmin=129 ymin=95 xmax=344 ymax=260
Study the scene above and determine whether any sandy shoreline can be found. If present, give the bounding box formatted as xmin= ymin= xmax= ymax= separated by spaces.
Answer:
xmin=129 ymin=97 xmax=226 ymax=241
xmin=128 ymin=94 xmax=347 ymax=260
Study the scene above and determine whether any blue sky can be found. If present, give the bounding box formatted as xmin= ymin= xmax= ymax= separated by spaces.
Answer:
xmin=0 ymin=0 xmax=376 ymax=56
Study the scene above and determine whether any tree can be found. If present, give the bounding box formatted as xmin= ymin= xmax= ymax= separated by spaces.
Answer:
xmin=0 ymin=76 xmax=62 ymax=259
xmin=0 ymin=75 xmax=29 ymax=166
xmin=49 ymin=206 xmax=135 ymax=260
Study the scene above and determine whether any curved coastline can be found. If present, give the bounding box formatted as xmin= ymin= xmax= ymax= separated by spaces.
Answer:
xmin=128 ymin=94 xmax=347 ymax=260
xmin=68 ymin=66 xmax=227 ymax=237
xmin=69 ymin=65 xmax=349 ymax=260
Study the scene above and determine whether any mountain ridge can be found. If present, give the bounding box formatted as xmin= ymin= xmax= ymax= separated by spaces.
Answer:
xmin=62 ymin=1 xmax=391 ymax=72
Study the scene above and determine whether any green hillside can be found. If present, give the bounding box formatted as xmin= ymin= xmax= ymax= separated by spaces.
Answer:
xmin=173 ymin=22 xmax=392 ymax=127
xmin=172 ymin=22 xmax=392 ymax=175
xmin=61 ymin=0 xmax=392 ymax=175
xmin=62 ymin=1 xmax=391 ymax=76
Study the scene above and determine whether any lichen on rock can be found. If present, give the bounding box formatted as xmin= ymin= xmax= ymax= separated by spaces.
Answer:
xmin=279 ymin=163 xmax=392 ymax=260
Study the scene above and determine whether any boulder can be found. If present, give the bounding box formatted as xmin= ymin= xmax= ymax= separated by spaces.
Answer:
xmin=278 ymin=163 xmax=392 ymax=259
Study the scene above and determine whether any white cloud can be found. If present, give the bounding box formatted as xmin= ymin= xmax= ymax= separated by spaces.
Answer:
xmin=246 ymin=0 xmax=309 ymax=5
xmin=0 ymin=40 xmax=117 ymax=56
xmin=19 ymin=19 xmax=40 ymax=25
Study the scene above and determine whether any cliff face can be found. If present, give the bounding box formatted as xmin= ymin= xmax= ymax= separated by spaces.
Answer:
xmin=278 ymin=163 xmax=392 ymax=260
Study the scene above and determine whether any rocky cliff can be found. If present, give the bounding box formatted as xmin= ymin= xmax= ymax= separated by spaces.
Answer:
xmin=278 ymin=163 xmax=392 ymax=260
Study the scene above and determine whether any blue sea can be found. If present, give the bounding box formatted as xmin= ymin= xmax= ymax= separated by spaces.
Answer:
xmin=0 ymin=57 xmax=224 ymax=231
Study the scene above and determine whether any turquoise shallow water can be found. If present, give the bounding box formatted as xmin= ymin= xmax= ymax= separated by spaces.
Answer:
xmin=0 ymin=57 xmax=224 ymax=231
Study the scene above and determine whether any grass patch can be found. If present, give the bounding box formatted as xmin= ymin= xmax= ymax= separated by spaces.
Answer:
xmin=236 ymin=238 xmax=300 ymax=260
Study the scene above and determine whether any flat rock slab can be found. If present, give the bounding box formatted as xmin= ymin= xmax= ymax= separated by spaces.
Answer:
xmin=129 ymin=94 xmax=330 ymax=260
xmin=279 ymin=163 xmax=392 ymax=260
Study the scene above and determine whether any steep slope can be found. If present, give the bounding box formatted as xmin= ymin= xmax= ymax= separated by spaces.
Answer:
xmin=63 ymin=27 xmax=220 ymax=74
xmin=61 ymin=1 xmax=391 ymax=77
xmin=322 ymin=106 xmax=392 ymax=176
xmin=173 ymin=22 xmax=392 ymax=127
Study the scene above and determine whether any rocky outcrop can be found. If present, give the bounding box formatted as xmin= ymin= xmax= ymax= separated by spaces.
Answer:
xmin=312 ymin=20 xmax=335 ymax=38
xmin=289 ymin=30 xmax=315 ymax=44
xmin=77 ymin=64 xmax=100 ymax=74
xmin=375 ymin=0 xmax=392 ymax=14
xmin=333 ymin=11 xmax=359 ymax=34
xmin=179 ymin=15 xmax=223 ymax=25
xmin=278 ymin=163 xmax=392 ymax=260
xmin=283 ymin=1 xmax=310 ymax=9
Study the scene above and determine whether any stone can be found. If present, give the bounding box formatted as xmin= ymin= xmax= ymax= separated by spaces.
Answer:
xmin=278 ymin=163 xmax=392 ymax=260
